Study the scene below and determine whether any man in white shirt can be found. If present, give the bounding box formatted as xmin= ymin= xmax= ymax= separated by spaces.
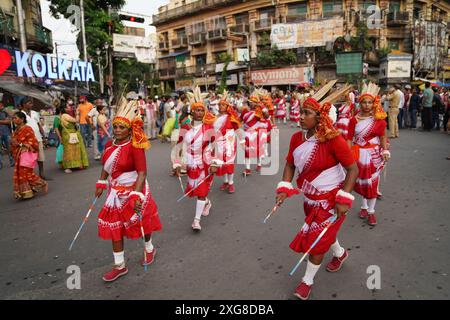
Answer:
xmin=20 ymin=98 xmax=48 ymax=179
xmin=396 ymin=84 xmax=405 ymax=129
xmin=88 ymin=99 xmax=101 ymax=160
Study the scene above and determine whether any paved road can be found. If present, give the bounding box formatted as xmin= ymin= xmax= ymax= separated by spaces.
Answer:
xmin=0 ymin=126 xmax=449 ymax=300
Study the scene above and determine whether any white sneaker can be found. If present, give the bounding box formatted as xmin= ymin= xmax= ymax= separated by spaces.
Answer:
xmin=192 ymin=219 xmax=201 ymax=231
xmin=202 ymin=199 xmax=212 ymax=216
xmin=65 ymin=169 xmax=72 ymax=174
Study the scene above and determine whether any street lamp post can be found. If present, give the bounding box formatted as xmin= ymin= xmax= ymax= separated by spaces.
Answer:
xmin=96 ymin=47 xmax=104 ymax=95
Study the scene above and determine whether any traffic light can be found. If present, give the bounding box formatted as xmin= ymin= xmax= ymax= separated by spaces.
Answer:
xmin=119 ymin=14 xmax=145 ymax=23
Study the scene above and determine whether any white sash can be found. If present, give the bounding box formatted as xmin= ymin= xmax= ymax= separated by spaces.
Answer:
xmin=293 ymin=134 xmax=318 ymax=174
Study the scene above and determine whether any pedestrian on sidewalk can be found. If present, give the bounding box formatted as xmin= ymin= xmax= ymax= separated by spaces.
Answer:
xmin=20 ymin=98 xmax=48 ymax=179
xmin=10 ymin=112 xmax=48 ymax=200
xmin=96 ymin=104 xmax=112 ymax=157
xmin=421 ymin=82 xmax=434 ymax=131
xmin=88 ymin=99 xmax=102 ymax=160
xmin=386 ymin=86 xmax=400 ymax=138
xmin=0 ymin=100 xmax=15 ymax=169
xmin=95 ymin=99 xmax=162 ymax=282
xmin=76 ymin=96 xmax=94 ymax=148
xmin=275 ymin=83 xmax=358 ymax=300
xmin=432 ymin=87 xmax=443 ymax=131
xmin=408 ymin=87 xmax=421 ymax=129
xmin=347 ymin=82 xmax=390 ymax=227
xmin=55 ymin=104 xmax=89 ymax=173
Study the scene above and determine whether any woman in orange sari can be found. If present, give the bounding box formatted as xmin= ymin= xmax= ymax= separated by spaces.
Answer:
xmin=10 ymin=112 xmax=48 ymax=200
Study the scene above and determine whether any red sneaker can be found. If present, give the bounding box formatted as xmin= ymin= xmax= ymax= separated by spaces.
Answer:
xmin=326 ymin=250 xmax=349 ymax=272
xmin=293 ymin=282 xmax=312 ymax=300
xmin=220 ymin=183 xmax=229 ymax=191
xmin=368 ymin=213 xmax=377 ymax=226
xmin=242 ymin=169 xmax=252 ymax=176
xmin=102 ymin=265 xmax=128 ymax=282
xmin=359 ymin=208 xmax=368 ymax=219
xmin=256 ymin=165 xmax=262 ymax=172
xmin=141 ymin=248 xmax=157 ymax=266
xmin=228 ymin=184 xmax=235 ymax=194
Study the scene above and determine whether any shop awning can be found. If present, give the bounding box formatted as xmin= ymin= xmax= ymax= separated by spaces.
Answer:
xmin=159 ymin=50 xmax=190 ymax=59
xmin=0 ymin=81 xmax=53 ymax=106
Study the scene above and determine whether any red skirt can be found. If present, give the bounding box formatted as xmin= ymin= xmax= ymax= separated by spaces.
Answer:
xmin=290 ymin=192 xmax=345 ymax=255
xmin=186 ymin=166 xmax=213 ymax=198
xmin=217 ymin=163 xmax=234 ymax=176
xmin=98 ymin=190 xmax=162 ymax=241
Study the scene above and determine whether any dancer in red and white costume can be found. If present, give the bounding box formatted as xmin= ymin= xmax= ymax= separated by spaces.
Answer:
xmin=173 ymin=87 xmax=221 ymax=231
xmin=347 ymin=82 xmax=390 ymax=226
xmin=289 ymin=93 xmax=301 ymax=127
xmin=275 ymin=91 xmax=287 ymax=124
xmin=335 ymin=92 xmax=355 ymax=140
xmin=275 ymin=82 xmax=358 ymax=300
xmin=95 ymin=99 xmax=162 ymax=282
xmin=214 ymin=94 xmax=242 ymax=194
xmin=240 ymin=95 xmax=267 ymax=175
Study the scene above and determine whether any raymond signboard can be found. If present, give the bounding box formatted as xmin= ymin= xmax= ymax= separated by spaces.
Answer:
xmin=251 ymin=67 xmax=312 ymax=86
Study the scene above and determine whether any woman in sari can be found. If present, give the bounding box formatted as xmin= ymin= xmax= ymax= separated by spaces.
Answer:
xmin=95 ymin=100 xmax=162 ymax=282
xmin=55 ymin=104 xmax=89 ymax=173
xmin=275 ymin=85 xmax=358 ymax=300
xmin=10 ymin=112 xmax=48 ymax=200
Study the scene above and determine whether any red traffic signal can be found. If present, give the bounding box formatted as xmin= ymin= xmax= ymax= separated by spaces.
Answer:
xmin=119 ymin=14 xmax=144 ymax=23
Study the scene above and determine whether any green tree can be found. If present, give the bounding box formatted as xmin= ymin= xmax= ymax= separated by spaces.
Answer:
xmin=217 ymin=53 xmax=232 ymax=94
xmin=49 ymin=0 xmax=125 ymax=59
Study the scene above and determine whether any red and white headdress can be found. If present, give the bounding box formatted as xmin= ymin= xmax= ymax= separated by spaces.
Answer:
xmin=302 ymin=80 xmax=352 ymax=142
xmin=113 ymin=97 xmax=150 ymax=149
xmin=359 ymin=82 xmax=387 ymax=120
xmin=186 ymin=86 xmax=216 ymax=125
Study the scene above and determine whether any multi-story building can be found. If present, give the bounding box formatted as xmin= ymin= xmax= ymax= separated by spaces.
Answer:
xmin=0 ymin=0 xmax=53 ymax=54
xmin=152 ymin=0 xmax=450 ymax=91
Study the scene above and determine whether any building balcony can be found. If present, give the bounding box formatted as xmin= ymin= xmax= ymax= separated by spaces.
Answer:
xmin=254 ymin=18 xmax=274 ymax=32
xmin=27 ymin=25 xmax=53 ymax=53
xmin=207 ymin=28 xmax=227 ymax=41
xmin=159 ymin=67 xmax=176 ymax=79
xmin=172 ymin=37 xmax=188 ymax=49
xmin=159 ymin=41 xmax=169 ymax=51
xmin=152 ymin=0 xmax=243 ymax=26
xmin=386 ymin=28 xmax=409 ymax=39
xmin=229 ymin=23 xmax=249 ymax=34
xmin=188 ymin=33 xmax=207 ymax=45
xmin=386 ymin=11 xmax=410 ymax=26
xmin=284 ymin=14 xmax=308 ymax=23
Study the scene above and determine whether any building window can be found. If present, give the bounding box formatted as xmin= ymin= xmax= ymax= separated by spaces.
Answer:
xmin=288 ymin=3 xmax=307 ymax=16
xmin=389 ymin=0 xmax=401 ymax=13
xmin=260 ymin=7 xmax=275 ymax=20
xmin=360 ymin=0 xmax=376 ymax=11
xmin=196 ymin=55 xmax=207 ymax=66
xmin=388 ymin=39 xmax=400 ymax=50
xmin=235 ymin=13 xmax=249 ymax=25
xmin=323 ymin=0 xmax=343 ymax=13
xmin=176 ymin=28 xmax=186 ymax=39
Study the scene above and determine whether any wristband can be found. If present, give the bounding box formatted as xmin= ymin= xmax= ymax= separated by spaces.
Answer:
xmin=129 ymin=191 xmax=145 ymax=202
xmin=335 ymin=189 xmax=355 ymax=208
xmin=96 ymin=180 xmax=108 ymax=189
xmin=276 ymin=181 xmax=300 ymax=198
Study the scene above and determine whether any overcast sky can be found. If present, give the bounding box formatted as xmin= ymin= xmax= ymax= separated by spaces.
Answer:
xmin=40 ymin=0 xmax=169 ymax=60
